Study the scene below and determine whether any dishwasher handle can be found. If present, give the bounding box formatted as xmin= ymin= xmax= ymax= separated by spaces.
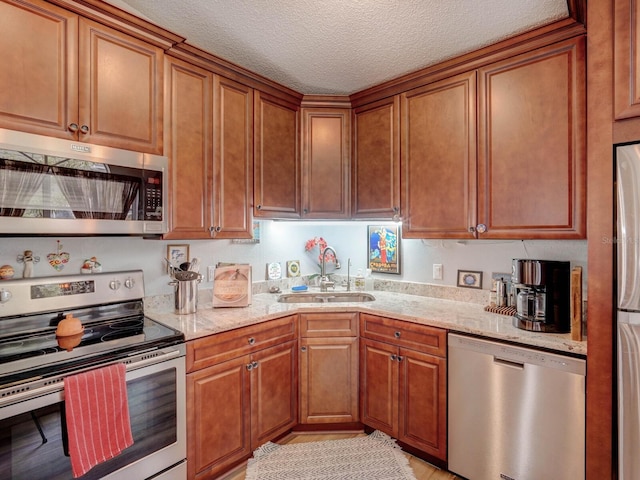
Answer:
xmin=493 ymin=356 xmax=525 ymax=369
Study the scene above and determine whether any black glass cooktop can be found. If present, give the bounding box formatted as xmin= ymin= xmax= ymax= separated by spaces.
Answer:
xmin=0 ymin=315 xmax=179 ymax=366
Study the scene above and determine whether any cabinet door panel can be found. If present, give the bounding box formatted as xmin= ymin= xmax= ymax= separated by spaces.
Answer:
xmin=251 ymin=341 xmax=298 ymax=446
xmin=213 ymin=76 xmax=253 ymax=237
xmin=187 ymin=355 xmax=251 ymax=478
xmin=398 ymin=348 xmax=447 ymax=460
xmin=79 ymin=18 xmax=163 ymax=153
xmin=0 ymin=0 xmax=77 ymax=138
xmin=360 ymin=338 xmax=398 ymax=436
xmin=301 ymin=108 xmax=350 ymax=218
xmin=352 ymin=97 xmax=400 ymax=218
xmin=300 ymin=337 xmax=359 ymax=423
xmin=615 ymin=0 xmax=640 ymax=119
xmin=477 ymin=37 xmax=586 ymax=238
xmin=300 ymin=312 xmax=358 ymax=337
xmin=164 ymin=56 xmax=213 ymax=239
xmin=401 ymin=72 xmax=477 ymax=238
xmin=254 ymin=92 xmax=300 ymax=218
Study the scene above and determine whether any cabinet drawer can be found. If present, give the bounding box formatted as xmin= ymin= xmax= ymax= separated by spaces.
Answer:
xmin=300 ymin=313 xmax=358 ymax=337
xmin=360 ymin=313 xmax=446 ymax=357
xmin=187 ymin=315 xmax=298 ymax=372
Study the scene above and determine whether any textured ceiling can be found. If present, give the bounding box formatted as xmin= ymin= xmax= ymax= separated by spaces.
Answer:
xmin=111 ymin=0 xmax=569 ymax=95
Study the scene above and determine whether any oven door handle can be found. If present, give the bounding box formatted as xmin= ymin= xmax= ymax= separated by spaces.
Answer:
xmin=1 ymin=346 xmax=185 ymax=411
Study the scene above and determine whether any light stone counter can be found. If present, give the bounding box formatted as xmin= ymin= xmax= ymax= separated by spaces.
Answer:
xmin=145 ymin=288 xmax=586 ymax=356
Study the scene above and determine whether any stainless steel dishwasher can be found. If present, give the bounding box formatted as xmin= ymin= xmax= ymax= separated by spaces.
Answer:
xmin=447 ymin=333 xmax=586 ymax=480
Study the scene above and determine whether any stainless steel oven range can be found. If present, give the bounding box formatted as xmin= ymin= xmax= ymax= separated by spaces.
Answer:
xmin=0 ymin=270 xmax=186 ymax=480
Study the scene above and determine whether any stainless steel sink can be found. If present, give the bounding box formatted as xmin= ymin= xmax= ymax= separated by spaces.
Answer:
xmin=277 ymin=291 xmax=376 ymax=303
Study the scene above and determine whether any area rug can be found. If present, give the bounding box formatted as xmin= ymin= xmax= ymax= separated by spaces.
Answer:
xmin=245 ymin=430 xmax=417 ymax=480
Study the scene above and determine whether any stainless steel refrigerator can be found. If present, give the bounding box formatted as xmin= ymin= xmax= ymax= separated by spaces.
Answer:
xmin=616 ymin=142 xmax=640 ymax=480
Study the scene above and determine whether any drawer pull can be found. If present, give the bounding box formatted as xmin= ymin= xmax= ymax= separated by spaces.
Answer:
xmin=394 ymin=331 xmax=401 ymax=339
xmin=301 ymin=346 xmax=307 ymax=352
xmin=397 ymin=355 xmax=404 ymax=362
xmin=248 ymin=337 xmax=256 ymax=345
xmin=390 ymin=354 xmax=397 ymax=361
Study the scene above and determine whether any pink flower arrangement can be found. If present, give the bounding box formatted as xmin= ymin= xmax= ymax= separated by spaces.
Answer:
xmin=305 ymin=236 xmax=336 ymax=270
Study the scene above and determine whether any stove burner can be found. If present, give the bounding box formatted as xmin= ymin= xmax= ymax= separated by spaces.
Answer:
xmin=108 ymin=319 xmax=144 ymax=329
xmin=0 ymin=315 xmax=181 ymax=375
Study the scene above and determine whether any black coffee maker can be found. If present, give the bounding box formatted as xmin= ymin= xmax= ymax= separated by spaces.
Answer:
xmin=511 ymin=259 xmax=570 ymax=333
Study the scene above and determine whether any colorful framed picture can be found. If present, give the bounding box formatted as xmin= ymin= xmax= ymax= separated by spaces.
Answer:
xmin=367 ymin=225 xmax=401 ymax=274
xmin=167 ymin=244 xmax=190 ymax=269
xmin=457 ymin=270 xmax=483 ymax=289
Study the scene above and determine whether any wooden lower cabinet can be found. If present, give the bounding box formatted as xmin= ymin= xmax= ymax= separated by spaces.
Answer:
xmin=299 ymin=313 xmax=359 ymax=424
xmin=299 ymin=336 xmax=359 ymax=423
xmin=187 ymin=340 xmax=297 ymax=479
xmin=360 ymin=316 xmax=447 ymax=461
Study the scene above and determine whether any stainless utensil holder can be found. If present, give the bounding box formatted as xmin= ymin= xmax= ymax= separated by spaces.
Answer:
xmin=170 ymin=275 xmax=202 ymax=314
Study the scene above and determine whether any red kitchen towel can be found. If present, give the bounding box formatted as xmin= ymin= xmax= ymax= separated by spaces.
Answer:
xmin=64 ymin=363 xmax=134 ymax=478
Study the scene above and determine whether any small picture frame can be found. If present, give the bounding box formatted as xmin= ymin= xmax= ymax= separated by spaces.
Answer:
xmin=367 ymin=225 xmax=401 ymax=274
xmin=167 ymin=244 xmax=190 ymax=269
xmin=457 ymin=270 xmax=483 ymax=289
xmin=286 ymin=260 xmax=301 ymax=278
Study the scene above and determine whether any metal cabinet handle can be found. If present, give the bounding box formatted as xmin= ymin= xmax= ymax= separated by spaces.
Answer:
xmin=246 ymin=363 xmax=253 ymax=371
xmin=394 ymin=331 xmax=401 ymax=339
xmin=392 ymin=206 xmax=401 ymax=222
xmin=248 ymin=337 xmax=256 ymax=345
xmin=468 ymin=226 xmax=476 ymax=233
xmin=301 ymin=346 xmax=307 ymax=352
xmin=390 ymin=354 xmax=397 ymax=361
xmin=79 ymin=124 xmax=89 ymax=134
xmin=252 ymin=360 xmax=259 ymax=369
xmin=68 ymin=123 xmax=79 ymax=133
xmin=256 ymin=204 xmax=262 ymax=210
xmin=214 ymin=226 xmax=221 ymax=232
xmin=303 ymin=208 xmax=308 ymax=214
xmin=397 ymin=356 xmax=404 ymax=362
xmin=476 ymin=223 xmax=487 ymax=234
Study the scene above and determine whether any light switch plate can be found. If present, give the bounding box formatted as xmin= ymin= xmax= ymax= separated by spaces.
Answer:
xmin=433 ymin=264 xmax=443 ymax=280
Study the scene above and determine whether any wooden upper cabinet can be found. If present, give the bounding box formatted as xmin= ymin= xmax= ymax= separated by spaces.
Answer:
xmin=477 ymin=36 xmax=586 ymax=239
xmin=254 ymin=91 xmax=300 ymax=218
xmin=213 ymin=76 xmax=254 ymax=238
xmin=0 ymin=1 xmax=164 ymax=154
xmin=615 ymin=0 xmax=640 ymax=119
xmin=0 ymin=0 xmax=78 ymax=138
xmin=163 ymin=55 xmax=213 ymax=239
xmin=301 ymin=107 xmax=351 ymax=218
xmin=79 ymin=18 xmax=163 ymax=153
xmin=352 ymin=96 xmax=400 ymax=219
xmin=401 ymin=72 xmax=477 ymax=239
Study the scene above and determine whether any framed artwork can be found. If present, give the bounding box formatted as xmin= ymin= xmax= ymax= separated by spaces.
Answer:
xmin=167 ymin=244 xmax=190 ymax=269
xmin=286 ymin=260 xmax=301 ymax=277
xmin=367 ymin=225 xmax=401 ymax=274
xmin=232 ymin=221 xmax=261 ymax=244
xmin=457 ymin=270 xmax=483 ymax=289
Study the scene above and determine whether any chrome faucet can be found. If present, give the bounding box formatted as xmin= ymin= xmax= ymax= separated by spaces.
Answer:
xmin=319 ymin=246 xmax=339 ymax=292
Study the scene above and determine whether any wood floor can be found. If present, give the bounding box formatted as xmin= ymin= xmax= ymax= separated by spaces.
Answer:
xmin=219 ymin=431 xmax=459 ymax=480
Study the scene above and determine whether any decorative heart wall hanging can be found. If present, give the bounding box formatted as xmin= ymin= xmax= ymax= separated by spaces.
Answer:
xmin=47 ymin=240 xmax=70 ymax=271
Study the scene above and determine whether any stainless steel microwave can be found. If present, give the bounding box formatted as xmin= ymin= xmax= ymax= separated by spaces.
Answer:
xmin=0 ymin=129 xmax=167 ymax=235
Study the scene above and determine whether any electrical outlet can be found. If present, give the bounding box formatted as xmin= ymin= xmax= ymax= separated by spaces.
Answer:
xmin=207 ymin=265 xmax=215 ymax=282
xmin=433 ymin=264 xmax=443 ymax=280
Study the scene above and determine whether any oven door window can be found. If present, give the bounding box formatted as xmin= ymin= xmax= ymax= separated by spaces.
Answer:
xmin=0 ymin=369 xmax=177 ymax=480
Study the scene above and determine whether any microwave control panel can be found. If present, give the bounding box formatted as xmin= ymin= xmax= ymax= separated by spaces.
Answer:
xmin=143 ymin=171 xmax=163 ymax=220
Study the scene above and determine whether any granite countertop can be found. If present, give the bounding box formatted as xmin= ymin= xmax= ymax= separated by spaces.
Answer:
xmin=144 ymin=289 xmax=586 ymax=356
